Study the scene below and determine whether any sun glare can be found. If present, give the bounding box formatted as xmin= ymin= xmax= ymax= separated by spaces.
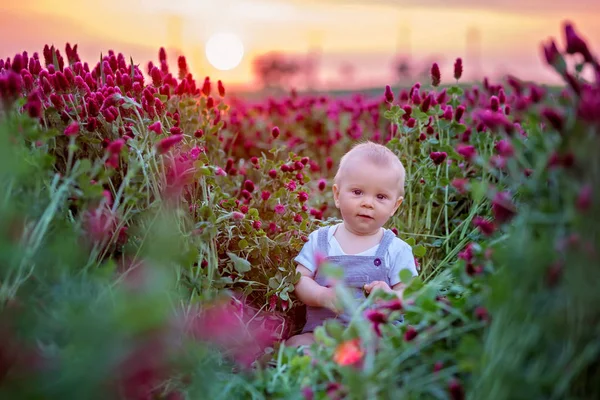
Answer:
xmin=205 ymin=32 xmax=245 ymax=71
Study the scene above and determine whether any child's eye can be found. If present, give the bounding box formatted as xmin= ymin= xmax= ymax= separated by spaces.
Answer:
xmin=352 ymin=189 xmax=362 ymax=195
xmin=377 ymin=194 xmax=387 ymax=200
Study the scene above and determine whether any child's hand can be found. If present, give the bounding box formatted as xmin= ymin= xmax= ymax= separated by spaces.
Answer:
xmin=364 ymin=281 xmax=393 ymax=296
xmin=320 ymin=287 xmax=343 ymax=314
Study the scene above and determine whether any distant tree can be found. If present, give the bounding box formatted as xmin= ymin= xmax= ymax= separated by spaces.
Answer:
xmin=252 ymin=52 xmax=304 ymax=92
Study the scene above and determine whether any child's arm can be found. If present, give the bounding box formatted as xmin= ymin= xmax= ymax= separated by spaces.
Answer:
xmin=294 ymin=264 xmax=340 ymax=313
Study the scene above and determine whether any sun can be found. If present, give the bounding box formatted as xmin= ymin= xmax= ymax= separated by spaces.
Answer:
xmin=205 ymin=32 xmax=245 ymax=71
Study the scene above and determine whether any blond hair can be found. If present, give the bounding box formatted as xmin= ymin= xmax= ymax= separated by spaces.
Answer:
xmin=334 ymin=141 xmax=406 ymax=197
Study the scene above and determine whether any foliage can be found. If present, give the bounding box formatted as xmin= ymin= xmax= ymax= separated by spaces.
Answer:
xmin=0 ymin=22 xmax=599 ymax=400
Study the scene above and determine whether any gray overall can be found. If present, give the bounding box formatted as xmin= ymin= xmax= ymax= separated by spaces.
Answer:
xmin=302 ymin=225 xmax=395 ymax=333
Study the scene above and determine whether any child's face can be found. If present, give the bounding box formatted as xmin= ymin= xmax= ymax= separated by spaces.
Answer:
xmin=332 ymin=160 xmax=404 ymax=236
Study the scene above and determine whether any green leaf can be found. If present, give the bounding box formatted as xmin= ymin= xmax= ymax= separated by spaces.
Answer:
xmin=238 ymin=239 xmax=249 ymax=250
xmin=324 ymin=320 xmax=345 ymax=341
xmin=400 ymin=269 xmax=414 ymax=285
xmin=413 ymin=244 xmax=426 ymax=257
xmin=447 ymin=86 xmax=464 ymax=96
xmin=405 ymin=237 xmax=416 ymax=246
xmin=320 ymin=262 xmax=344 ymax=281
xmin=227 ymin=252 xmax=251 ymax=274
xmin=268 ymin=277 xmax=279 ymax=289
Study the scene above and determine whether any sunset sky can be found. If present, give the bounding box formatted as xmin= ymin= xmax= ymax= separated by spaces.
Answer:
xmin=1 ymin=0 xmax=599 ymax=92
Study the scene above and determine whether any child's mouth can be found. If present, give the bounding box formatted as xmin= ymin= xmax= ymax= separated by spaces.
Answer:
xmin=358 ymin=214 xmax=373 ymax=219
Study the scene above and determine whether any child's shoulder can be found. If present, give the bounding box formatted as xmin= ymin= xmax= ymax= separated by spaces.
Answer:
xmin=387 ymin=232 xmax=413 ymax=253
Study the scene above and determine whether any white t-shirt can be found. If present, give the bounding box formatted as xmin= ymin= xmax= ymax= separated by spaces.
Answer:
xmin=294 ymin=223 xmax=418 ymax=286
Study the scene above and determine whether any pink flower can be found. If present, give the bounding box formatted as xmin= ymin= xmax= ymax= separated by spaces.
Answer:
xmin=542 ymin=39 xmax=561 ymax=67
xmin=326 ymin=157 xmax=333 ymax=171
xmin=492 ymin=191 xmax=516 ymax=223
xmin=365 ymin=309 xmax=387 ymax=336
xmin=404 ymin=327 xmax=418 ymax=341
xmin=318 ymin=179 xmax=327 ymax=191
xmin=474 ymin=306 xmax=490 ymax=322
xmin=243 ymin=180 xmax=255 ymax=193
xmin=252 ymin=220 xmax=262 ymax=230
xmin=453 ymin=58 xmax=463 ymax=80
xmin=286 ymin=180 xmax=297 ymax=191
xmin=564 ymin=22 xmax=594 ymax=63
xmin=541 ymin=108 xmax=564 ymax=132
xmin=107 ymin=138 xmax=125 ymax=154
xmin=215 ymin=167 xmax=227 ymax=176
xmin=232 ymin=211 xmax=245 ymax=220
xmin=268 ymin=169 xmax=277 ymax=178
xmin=271 ymin=126 xmax=280 ymax=139
xmin=384 ymin=85 xmax=394 ymax=103
xmin=454 ymin=105 xmax=465 ymax=122
xmin=64 ymin=121 xmax=79 ymax=136
xmin=490 ymin=96 xmax=500 ymax=112
xmin=148 ymin=121 xmax=162 ymax=134
xmin=474 ymin=109 xmax=514 ymax=135
xmin=217 ymin=80 xmax=225 ymax=97
xmin=473 ymin=216 xmax=495 ymax=236
xmin=261 ymin=191 xmax=271 ymax=201
xmin=430 ymin=63 xmax=441 ymax=87
xmin=458 ymin=243 xmax=474 ymax=263
xmin=156 ymin=134 xmax=183 ymax=154
xmin=494 ymin=139 xmax=514 ymax=157
xmin=576 ymin=185 xmax=592 ymax=212
xmin=429 ymin=151 xmax=447 ymax=166
xmin=456 ymin=144 xmax=477 ymax=162
xmin=298 ymin=191 xmax=309 ymax=203
xmin=378 ymin=298 xmax=402 ymax=311
xmin=448 ymin=378 xmax=464 ymax=400
xmin=451 ymin=178 xmax=469 ymax=194
xmin=274 ymin=204 xmax=285 ymax=215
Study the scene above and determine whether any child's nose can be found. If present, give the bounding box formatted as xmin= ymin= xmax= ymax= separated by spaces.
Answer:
xmin=361 ymin=197 xmax=374 ymax=208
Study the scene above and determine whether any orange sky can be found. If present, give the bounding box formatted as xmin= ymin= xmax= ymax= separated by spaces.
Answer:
xmin=1 ymin=0 xmax=599 ymax=91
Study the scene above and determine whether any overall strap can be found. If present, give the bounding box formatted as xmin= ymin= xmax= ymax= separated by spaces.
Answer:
xmin=375 ymin=230 xmax=395 ymax=258
xmin=316 ymin=225 xmax=331 ymax=255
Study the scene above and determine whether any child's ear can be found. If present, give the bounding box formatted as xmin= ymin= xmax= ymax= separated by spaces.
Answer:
xmin=332 ymin=184 xmax=341 ymax=208
xmin=392 ymin=196 xmax=404 ymax=215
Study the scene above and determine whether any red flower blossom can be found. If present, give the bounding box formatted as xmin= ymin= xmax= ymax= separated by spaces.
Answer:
xmin=404 ymin=327 xmax=418 ymax=341
xmin=576 ymin=185 xmax=592 ymax=212
xmin=453 ymin=58 xmax=463 ymax=80
xmin=274 ymin=204 xmax=285 ymax=214
xmin=451 ymin=178 xmax=469 ymax=195
xmin=261 ymin=191 xmax=271 ymax=201
xmin=492 ymin=191 xmax=516 ymax=223
xmin=148 ymin=121 xmax=162 ymax=134
xmin=156 ymin=134 xmax=183 ymax=154
xmin=448 ymin=378 xmax=465 ymax=400
xmin=430 ymin=63 xmax=441 ymax=87
xmin=243 ymin=179 xmax=255 ymax=193
xmin=107 ymin=138 xmax=125 ymax=154
xmin=429 ymin=151 xmax=447 ymax=166
xmin=456 ymin=144 xmax=477 ymax=162
xmin=384 ymin=84 xmax=394 ymax=103
xmin=318 ymin=178 xmax=327 ymax=191
xmin=494 ymin=139 xmax=514 ymax=158
xmin=64 ymin=121 xmax=79 ymax=136
xmin=473 ymin=216 xmax=495 ymax=236
xmin=564 ymin=22 xmax=594 ymax=63
xmin=333 ymin=339 xmax=363 ymax=366
xmin=298 ymin=191 xmax=309 ymax=202
xmin=271 ymin=126 xmax=280 ymax=139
